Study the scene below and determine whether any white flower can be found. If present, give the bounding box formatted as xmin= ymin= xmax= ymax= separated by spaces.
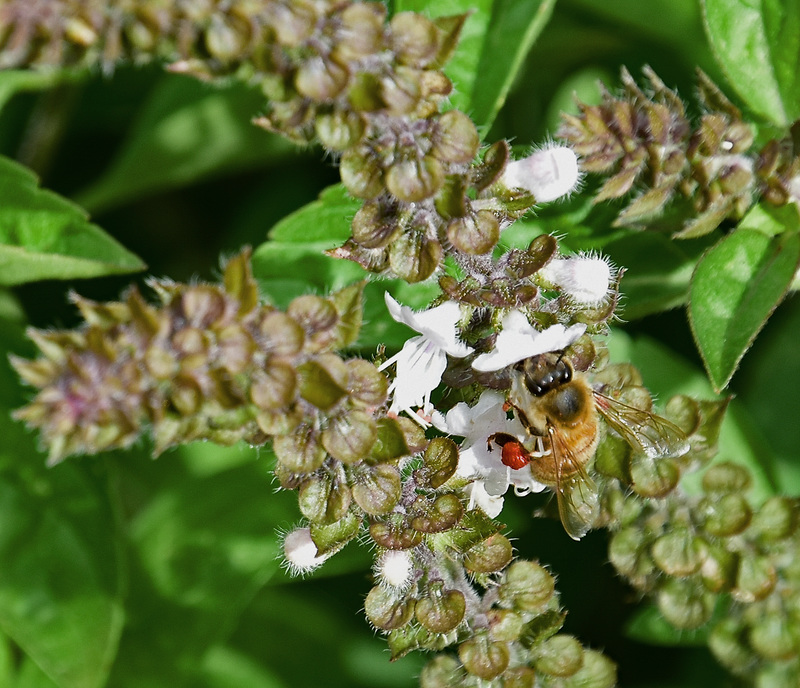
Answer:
xmin=380 ymin=293 xmax=473 ymax=420
xmin=502 ymin=145 xmax=581 ymax=203
xmin=472 ymin=310 xmax=586 ymax=372
xmin=539 ymin=253 xmax=615 ymax=305
xmin=375 ymin=550 xmax=414 ymax=590
xmin=282 ymin=527 xmax=332 ymax=575
xmin=433 ymin=390 xmax=546 ymax=517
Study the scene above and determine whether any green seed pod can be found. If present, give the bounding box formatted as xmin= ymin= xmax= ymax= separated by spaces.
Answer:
xmin=702 ymin=493 xmax=752 ymax=537
xmin=656 ymin=578 xmax=714 ymax=630
xmin=415 ymin=583 xmax=466 ymax=633
xmin=749 ymin=614 xmax=798 ymax=661
xmin=535 ymin=634 xmax=585 ymax=677
xmin=458 ymin=634 xmax=510 ymax=680
xmin=390 ymin=12 xmax=439 ymax=68
xmin=702 ymin=461 xmax=752 ymax=493
xmin=381 ymin=67 xmax=422 ymax=115
xmin=464 ymin=533 xmax=513 ymax=574
xmin=288 ymin=295 xmax=338 ymax=340
xmin=385 ymin=155 xmax=445 ymax=203
xmin=352 ymin=464 xmax=402 ymax=515
xmin=364 ymin=585 xmax=415 ymax=630
xmin=369 ymin=520 xmax=423 ymax=550
xmin=563 ymin=649 xmax=617 ymax=688
xmin=734 ymin=553 xmax=777 ymax=602
xmin=503 ymin=667 xmax=538 ymax=688
xmin=267 ymin=2 xmax=316 ymax=46
xmin=699 ymin=541 xmax=738 ymax=592
xmin=295 ymin=56 xmax=349 ymax=102
xmin=651 ymin=528 xmax=705 ymax=578
xmin=446 ymin=211 xmax=500 ymax=255
xmin=340 ymin=147 xmax=385 ymax=199
xmin=254 ymin=406 xmax=302 ymax=436
xmin=273 ymin=430 xmax=326 ymax=473
xmin=144 ymin=346 xmax=178 ymax=379
xmin=420 ymin=655 xmax=465 ymax=688
xmin=487 ymin=609 xmax=524 ymax=643
xmin=260 ymin=311 xmax=305 ymax=356
xmin=431 ymin=110 xmax=481 ymax=164
xmin=630 ymin=456 xmax=679 ymax=498
xmin=250 ymin=362 xmax=297 ymax=410
xmin=608 ymin=527 xmax=656 ymax=584
xmin=298 ymin=473 xmax=352 ymax=524
xmin=346 ymin=359 xmax=389 ymax=407
xmin=417 ymin=436 xmax=458 ymax=488
xmin=751 ymin=495 xmax=798 ymax=541
xmin=351 ymin=201 xmax=400 ymax=249
xmin=321 ymin=410 xmax=377 ymax=463
xmin=332 ymin=2 xmax=386 ymax=64
xmin=170 ymin=375 xmax=202 ymax=415
xmin=388 ymin=230 xmax=443 ymax=283
xmin=205 ymin=14 xmax=249 ymax=62
xmin=708 ymin=619 xmax=756 ymax=674
xmin=297 ymin=357 xmax=348 ymax=410
xmin=499 ymin=560 xmax=555 ymax=611
xmin=664 ymin=395 xmax=700 ymax=436
xmin=314 ymin=110 xmax=366 ymax=151
xmin=410 ymin=493 xmax=463 ymax=533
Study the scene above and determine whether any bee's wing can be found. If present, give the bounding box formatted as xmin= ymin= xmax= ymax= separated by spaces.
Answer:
xmin=593 ymin=391 xmax=690 ymax=460
xmin=548 ymin=426 xmax=599 ymax=541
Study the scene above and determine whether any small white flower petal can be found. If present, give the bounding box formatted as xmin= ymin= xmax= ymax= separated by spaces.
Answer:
xmin=376 ymin=550 xmax=414 ymax=589
xmin=383 ymin=293 xmax=472 ymax=358
xmin=283 ymin=528 xmax=330 ymax=574
xmin=540 ymin=254 xmax=613 ymax=305
xmin=464 ymin=481 xmax=504 ymax=518
xmin=502 ymin=145 xmax=580 ymax=203
xmin=472 ymin=311 xmax=587 ymax=372
xmin=388 ymin=338 xmax=447 ymax=413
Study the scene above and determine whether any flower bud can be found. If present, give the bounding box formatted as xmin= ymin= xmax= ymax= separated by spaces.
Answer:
xmin=538 ymin=253 xmax=613 ymax=305
xmin=283 ymin=527 xmax=332 ymax=575
xmin=487 ymin=609 xmax=524 ymax=642
xmin=205 ymin=14 xmax=248 ymax=62
xmin=333 ymin=3 xmax=386 ymax=63
xmin=503 ymin=667 xmax=538 ymax=688
xmin=370 ymin=520 xmax=423 ymax=550
xmin=273 ymin=430 xmax=326 ymax=473
xmin=415 ymin=582 xmax=466 ymax=633
xmin=314 ymin=110 xmax=365 ymax=151
xmin=410 ymin=493 xmax=463 ymax=533
xmin=351 ymin=202 xmax=400 ymax=249
xmin=699 ymin=542 xmax=738 ymax=592
xmin=464 ymin=533 xmax=513 ymax=574
xmin=375 ymin=549 xmax=415 ymax=590
xmin=364 ymin=585 xmax=415 ymax=630
xmin=608 ymin=527 xmax=656 ymax=585
xmin=702 ymin=461 xmax=752 ymax=493
xmin=630 ymin=456 xmax=679 ymax=498
xmin=416 ymin=437 xmax=458 ymax=489
xmin=502 ymin=146 xmax=581 ymax=203
xmin=535 ymin=634 xmax=585 ymax=677
xmin=340 ymin=147 xmax=385 ymax=199
xmin=458 ymin=634 xmax=510 ymax=680
xmin=249 ymin=363 xmax=297 ymax=410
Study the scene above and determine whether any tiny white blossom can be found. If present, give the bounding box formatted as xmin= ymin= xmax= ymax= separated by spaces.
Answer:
xmin=433 ymin=390 xmax=546 ymax=517
xmin=471 ymin=310 xmax=586 ymax=372
xmin=502 ymin=145 xmax=581 ymax=203
xmin=375 ymin=550 xmax=414 ymax=590
xmin=539 ymin=253 xmax=615 ymax=305
xmin=380 ymin=293 xmax=473 ymax=421
xmin=282 ymin=527 xmax=331 ymax=575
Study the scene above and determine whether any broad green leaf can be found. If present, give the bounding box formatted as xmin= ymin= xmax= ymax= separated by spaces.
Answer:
xmin=268 ymin=184 xmax=358 ymax=244
xmin=75 ymin=75 xmax=293 ymax=213
xmin=0 ymin=70 xmax=84 ymax=112
xmin=689 ymin=222 xmax=800 ymax=392
xmin=468 ymin=0 xmax=557 ymax=131
xmin=703 ymin=0 xmax=800 ymax=126
xmin=0 ymin=155 xmax=145 ymax=284
xmin=198 ymin=645 xmax=285 ymax=688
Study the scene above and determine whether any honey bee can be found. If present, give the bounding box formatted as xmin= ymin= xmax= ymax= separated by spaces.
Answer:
xmin=488 ymin=352 xmax=690 ymax=540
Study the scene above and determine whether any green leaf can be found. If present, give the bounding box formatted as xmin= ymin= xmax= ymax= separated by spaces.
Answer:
xmin=625 ymin=602 xmax=723 ymax=646
xmin=702 ymin=0 xmax=800 ymax=126
xmin=0 ymin=70 xmax=84 ymax=112
xmin=468 ymin=0 xmax=557 ymax=131
xmin=75 ymin=75 xmax=293 ymax=213
xmin=0 ymin=155 xmax=145 ymax=284
xmin=268 ymin=184 xmax=358 ymax=244
xmin=689 ymin=223 xmax=800 ymax=392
